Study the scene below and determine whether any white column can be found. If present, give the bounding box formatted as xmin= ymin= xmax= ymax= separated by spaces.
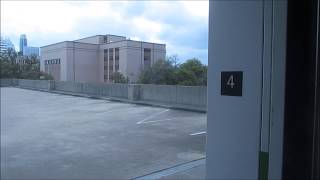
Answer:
xmin=206 ymin=0 xmax=287 ymax=179
xmin=206 ymin=1 xmax=265 ymax=179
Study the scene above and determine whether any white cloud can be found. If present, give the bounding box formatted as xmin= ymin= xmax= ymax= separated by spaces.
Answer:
xmin=131 ymin=16 xmax=164 ymax=43
xmin=1 ymin=1 xmax=209 ymax=63
xmin=132 ymin=16 xmax=163 ymax=34
xmin=1 ymin=1 xmax=122 ymax=34
xmin=2 ymin=1 xmax=75 ymax=34
xmin=166 ymin=42 xmax=208 ymax=63
xmin=181 ymin=1 xmax=209 ymax=18
xmin=130 ymin=36 xmax=141 ymax=41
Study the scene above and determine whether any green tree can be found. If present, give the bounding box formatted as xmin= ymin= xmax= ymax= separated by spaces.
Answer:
xmin=110 ymin=72 xmax=128 ymax=83
xmin=137 ymin=56 xmax=207 ymax=86
xmin=5 ymin=48 xmax=18 ymax=63
xmin=0 ymin=49 xmax=19 ymax=78
xmin=0 ymin=60 xmax=18 ymax=78
xmin=138 ymin=57 xmax=178 ymax=85
xmin=176 ymin=58 xmax=207 ymax=86
xmin=0 ymin=50 xmax=52 ymax=80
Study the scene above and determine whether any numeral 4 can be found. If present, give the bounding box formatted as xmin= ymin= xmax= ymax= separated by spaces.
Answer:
xmin=227 ymin=75 xmax=235 ymax=88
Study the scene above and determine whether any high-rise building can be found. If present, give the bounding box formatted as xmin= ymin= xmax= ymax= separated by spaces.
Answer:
xmin=0 ymin=36 xmax=15 ymax=54
xmin=19 ymin=34 xmax=27 ymax=53
xmin=19 ymin=34 xmax=40 ymax=57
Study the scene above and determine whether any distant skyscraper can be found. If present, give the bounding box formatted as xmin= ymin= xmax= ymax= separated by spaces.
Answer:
xmin=0 ymin=36 xmax=15 ymax=54
xmin=19 ymin=34 xmax=40 ymax=57
xmin=19 ymin=34 xmax=27 ymax=53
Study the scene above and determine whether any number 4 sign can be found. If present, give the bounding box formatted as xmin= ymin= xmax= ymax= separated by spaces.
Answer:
xmin=221 ymin=71 xmax=243 ymax=96
xmin=227 ymin=75 xmax=235 ymax=88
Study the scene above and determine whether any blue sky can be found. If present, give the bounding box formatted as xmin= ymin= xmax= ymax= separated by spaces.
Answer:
xmin=1 ymin=1 xmax=208 ymax=64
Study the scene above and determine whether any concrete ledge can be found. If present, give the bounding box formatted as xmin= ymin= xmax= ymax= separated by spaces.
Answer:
xmin=50 ymin=90 xmax=206 ymax=113
xmin=1 ymin=79 xmax=207 ymax=112
xmin=14 ymin=87 xmax=206 ymax=113
xmin=0 ymin=79 xmax=18 ymax=87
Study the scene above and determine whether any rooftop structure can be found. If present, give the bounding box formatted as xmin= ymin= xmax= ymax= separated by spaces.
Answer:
xmin=40 ymin=34 xmax=166 ymax=83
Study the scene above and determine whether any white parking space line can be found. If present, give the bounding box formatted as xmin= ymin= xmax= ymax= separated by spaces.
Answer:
xmin=137 ymin=109 xmax=170 ymax=124
xmin=138 ymin=118 xmax=176 ymax=124
xmin=190 ymin=131 xmax=206 ymax=136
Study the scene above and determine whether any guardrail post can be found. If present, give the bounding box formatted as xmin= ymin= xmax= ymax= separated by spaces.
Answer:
xmin=12 ymin=79 xmax=18 ymax=87
xmin=128 ymin=84 xmax=140 ymax=101
xmin=48 ymin=80 xmax=55 ymax=91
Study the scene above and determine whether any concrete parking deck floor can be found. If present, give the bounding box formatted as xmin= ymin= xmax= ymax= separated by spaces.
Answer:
xmin=1 ymin=87 xmax=206 ymax=179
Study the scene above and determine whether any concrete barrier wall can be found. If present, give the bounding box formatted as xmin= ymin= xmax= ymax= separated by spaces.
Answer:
xmin=139 ymin=84 xmax=207 ymax=108
xmin=54 ymin=81 xmax=128 ymax=99
xmin=82 ymin=82 xmax=128 ymax=99
xmin=176 ymin=86 xmax=207 ymax=106
xmin=18 ymin=79 xmax=51 ymax=90
xmin=0 ymin=79 xmax=14 ymax=87
xmin=0 ymin=79 xmax=207 ymax=111
xmin=55 ymin=81 xmax=83 ymax=93
xmin=2 ymin=79 xmax=19 ymax=86
xmin=140 ymin=84 xmax=177 ymax=103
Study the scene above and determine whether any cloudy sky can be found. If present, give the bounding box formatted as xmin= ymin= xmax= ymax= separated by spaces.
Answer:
xmin=1 ymin=1 xmax=208 ymax=64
